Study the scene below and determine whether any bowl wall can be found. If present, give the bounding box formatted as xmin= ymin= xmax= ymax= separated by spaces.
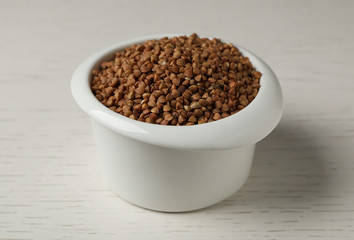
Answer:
xmin=91 ymin=119 xmax=255 ymax=212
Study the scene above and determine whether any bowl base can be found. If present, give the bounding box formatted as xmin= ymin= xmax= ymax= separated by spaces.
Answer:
xmin=92 ymin=119 xmax=255 ymax=212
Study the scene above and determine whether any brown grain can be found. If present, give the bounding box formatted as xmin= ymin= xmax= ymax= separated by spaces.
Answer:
xmin=91 ymin=34 xmax=261 ymax=125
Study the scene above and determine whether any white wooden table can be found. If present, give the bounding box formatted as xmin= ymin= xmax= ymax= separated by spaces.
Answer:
xmin=1 ymin=0 xmax=354 ymax=239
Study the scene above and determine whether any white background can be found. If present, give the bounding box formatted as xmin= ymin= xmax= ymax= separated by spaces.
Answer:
xmin=1 ymin=0 xmax=354 ymax=239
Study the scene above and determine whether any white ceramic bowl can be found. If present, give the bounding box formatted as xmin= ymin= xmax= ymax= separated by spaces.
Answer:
xmin=71 ymin=34 xmax=283 ymax=212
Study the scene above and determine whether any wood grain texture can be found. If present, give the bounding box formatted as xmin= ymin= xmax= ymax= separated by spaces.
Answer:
xmin=0 ymin=0 xmax=353 ymax=239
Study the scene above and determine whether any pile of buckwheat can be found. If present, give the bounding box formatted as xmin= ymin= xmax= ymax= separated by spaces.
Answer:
xmin=91 ymin=34 xmax=261 ymax=125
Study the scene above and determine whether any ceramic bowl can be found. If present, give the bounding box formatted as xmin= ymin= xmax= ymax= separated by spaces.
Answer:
xmin=71 ymin=34 xmax=283 ymax=212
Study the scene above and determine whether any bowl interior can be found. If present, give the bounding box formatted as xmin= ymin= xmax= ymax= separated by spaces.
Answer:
xmin=71 ymin=34 xmax=283 ymax=150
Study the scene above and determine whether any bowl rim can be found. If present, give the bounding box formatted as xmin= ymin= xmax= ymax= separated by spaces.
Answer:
xmin=71 ymin=34 xmax=283 ymax=150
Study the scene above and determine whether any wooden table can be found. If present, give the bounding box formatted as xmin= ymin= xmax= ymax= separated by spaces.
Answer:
xmin=1 ymin=0 xmax=353 ymax=239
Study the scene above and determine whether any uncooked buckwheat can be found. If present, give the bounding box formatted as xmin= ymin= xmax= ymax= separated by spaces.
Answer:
xmin=91 ymin=34 xmax=261 ymax=125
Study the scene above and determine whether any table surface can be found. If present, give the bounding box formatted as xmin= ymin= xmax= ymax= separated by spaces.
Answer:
xmin=1 ymin=0 xmax=354 ymax=239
